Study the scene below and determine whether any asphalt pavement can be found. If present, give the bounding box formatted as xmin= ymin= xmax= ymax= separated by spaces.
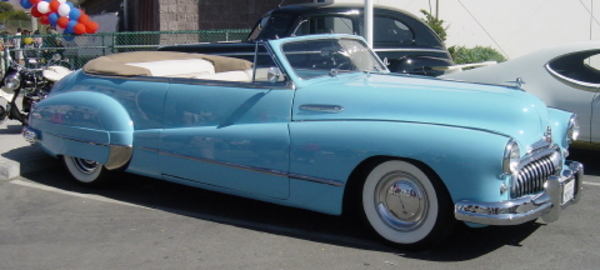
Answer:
xmin=0 ymin=119 xmax=58 ymax=181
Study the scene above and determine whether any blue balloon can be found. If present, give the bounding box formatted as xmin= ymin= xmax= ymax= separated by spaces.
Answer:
xmin=69 ymin=8 xmax=81 ymax=21
xmin=66 ymin=20 xmax=77 ymax=32
xmin=67 ymin=2 xmax=74 ymax=8
xmin=20 ymin=0 xmax=33 ymax=9
xmin=48 ymin=13 xmax=59 ymax=26
xmin=63 ymin=28 xmax=75 ymax=41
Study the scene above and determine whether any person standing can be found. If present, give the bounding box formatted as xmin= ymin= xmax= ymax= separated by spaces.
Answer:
xmin=0 ymin=38 xmax=5 ymax=77
xmin=13 ymin=28 xmax=24 ymax=66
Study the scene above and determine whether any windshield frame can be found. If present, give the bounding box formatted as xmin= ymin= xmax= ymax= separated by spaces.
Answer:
xmin=247 ymin=13 xmax=296 ymax=42
xmin=268 ymin=34 xmax=389 ymax=83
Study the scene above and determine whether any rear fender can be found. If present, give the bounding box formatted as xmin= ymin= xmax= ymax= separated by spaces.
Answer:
xmin=30 ymin=91 xmax=134 ymax=170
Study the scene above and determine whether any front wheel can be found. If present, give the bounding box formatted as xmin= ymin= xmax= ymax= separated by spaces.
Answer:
xmin=62 ymin=155 xmax=112 ymax=186
xmin=361 ymin=160 xmax=454 ymax=249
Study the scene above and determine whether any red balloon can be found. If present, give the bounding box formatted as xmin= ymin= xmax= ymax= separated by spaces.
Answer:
xmin=30 ymin=0 xmax=42 ymax=4
xmin=40 ymin=15 xmax=50 ymax=25
xmin=49 ymin=0 xmax=60 ymax=13
xmin=85 ymin=21 xmax=99 ymax=34
xmin=73 ymin=23 xmax=86 ymax=35
xmin=78 ymin=13 xmax=90 ymax=24
xmin=30 ymin=5 xmax=42 ymax=17
xmin=57 ymin=16 xmax=69 ymax=29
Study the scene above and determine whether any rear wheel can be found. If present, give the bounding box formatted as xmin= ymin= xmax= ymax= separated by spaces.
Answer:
xmin=62 ymin=155 xmax=112 ymax=186
xmin=361 ymin=160 xmax=454 ymax=249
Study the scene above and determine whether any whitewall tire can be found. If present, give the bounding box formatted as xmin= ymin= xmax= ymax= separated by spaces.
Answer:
xmin=361 ymin=160 xmax=453 ymax=248
xmin=62 ymin=155 xmax=111 ymax=186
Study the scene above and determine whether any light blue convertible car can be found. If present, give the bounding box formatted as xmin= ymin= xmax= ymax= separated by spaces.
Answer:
xmin=23 ymin=34 xmax=582 ymax=248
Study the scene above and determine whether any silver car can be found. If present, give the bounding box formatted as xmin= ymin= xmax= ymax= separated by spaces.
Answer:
xmin=443 ymin=41 xmax=600 ymax=149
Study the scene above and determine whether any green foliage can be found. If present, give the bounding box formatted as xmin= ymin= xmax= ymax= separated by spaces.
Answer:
xmin=0 ymin=2 xmax=14 ymax=14
xmin=0 ymin=10 xmax=29 ymax=21
xmin=420 ymin=9 xmax=447 ymax=42
xmin=449 ymin=45 xmax=507 ymax=64
xmin=0 ymin=8 xmax=30 ymax=34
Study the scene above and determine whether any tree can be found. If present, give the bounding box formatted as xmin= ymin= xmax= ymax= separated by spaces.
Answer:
xmin=420 ymin=9 xmax=447 ymax=42
xmin=0 ymin=10 xmax=29 ymax=21
xmin=0 ymin=2 xmax=14 ymax=14
xmin=449 ymin=45 xmax=507 ymax=64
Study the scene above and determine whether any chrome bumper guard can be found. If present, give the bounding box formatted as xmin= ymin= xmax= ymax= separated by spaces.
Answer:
xmin=22 ymin=127 xmax=38 ymax=145
xmin=454 ymin=161 xmax=583 ymax=226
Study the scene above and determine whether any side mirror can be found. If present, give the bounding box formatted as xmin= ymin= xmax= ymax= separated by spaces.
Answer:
xmin=267 ymin=67 xmax=283 ymax=83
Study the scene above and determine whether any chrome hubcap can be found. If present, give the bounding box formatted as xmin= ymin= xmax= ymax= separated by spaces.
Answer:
xmin=374 ymin=171 xmax=429 ymax=231
xmin=72 ymin=157 xmax=100 ymax=175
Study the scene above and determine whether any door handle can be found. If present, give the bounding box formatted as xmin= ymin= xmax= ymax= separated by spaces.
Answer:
xmin=299 ymin=104 xmax=345 ymax=113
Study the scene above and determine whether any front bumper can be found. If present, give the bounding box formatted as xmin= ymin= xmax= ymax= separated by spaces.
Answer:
xmin=454 ymin=161 xmax=583 ymax=226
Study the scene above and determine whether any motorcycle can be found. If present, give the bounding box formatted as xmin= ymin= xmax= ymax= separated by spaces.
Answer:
xmin=0 ymin=46 xmax=72 ymax=127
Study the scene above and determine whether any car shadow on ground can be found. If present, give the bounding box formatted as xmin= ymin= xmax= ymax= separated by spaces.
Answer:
xmin=0 ymin=123 xmax=24 ymax=134
xmin=24 ymin=167 xmax=543 ymax=261
xmin=569 ymin=148 xmax=599 ymax=176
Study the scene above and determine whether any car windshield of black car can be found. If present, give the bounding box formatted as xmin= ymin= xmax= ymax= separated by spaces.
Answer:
xmin=250 ymin=14 xmax=295 ymax=41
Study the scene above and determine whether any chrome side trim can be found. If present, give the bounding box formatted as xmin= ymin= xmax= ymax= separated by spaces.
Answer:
xmin=139 ymin=146 xmax=344 ymax=187
xmin=292 ymin=119 xmax=512 ymax=138
xmin=455 ymin=161 xmax=583 ymax=226
xmin=105 ymin=145 xmax=133 ymax=170
xmin=46 ymin=131 xmax=133 ymax=171
xmin=46 ymin=131 xmax=111 ymax=146
xmin=374 ymin=48 xmax=448 ymax=54
xmin=87 ymin=73 xmax=294 ymax=90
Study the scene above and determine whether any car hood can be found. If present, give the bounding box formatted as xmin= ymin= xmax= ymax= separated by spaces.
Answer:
xmin=292 ymin=73 xmax=550 ymax=146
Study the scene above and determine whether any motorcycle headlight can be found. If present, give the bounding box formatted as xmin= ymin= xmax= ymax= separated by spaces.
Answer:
xmin=4 ymin=73 xmax=21 ymax=91
xmin=502 ymin=139 xmax=520 ymax=174
xmin=567 ymin=115 xmax=579 ymax=144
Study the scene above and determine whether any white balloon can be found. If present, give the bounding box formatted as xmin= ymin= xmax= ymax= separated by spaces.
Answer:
xmin=58 ymin=4 xmax=71 ymax=17
xmin=37 ymin=1 xmax=50 ymax=14
xmin=58 ymin=0 xmax=67 ymax=3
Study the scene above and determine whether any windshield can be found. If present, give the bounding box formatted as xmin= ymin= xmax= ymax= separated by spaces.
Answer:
xmin=281 ymin=38 xmax=388 ymax=80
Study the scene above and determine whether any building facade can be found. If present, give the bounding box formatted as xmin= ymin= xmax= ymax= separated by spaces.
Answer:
xmin=79 ymin=0 xmax=313 ymax=32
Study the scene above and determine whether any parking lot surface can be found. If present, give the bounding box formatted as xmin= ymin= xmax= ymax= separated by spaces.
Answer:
xmin=1 ymin=118 xmax=599 ymax=269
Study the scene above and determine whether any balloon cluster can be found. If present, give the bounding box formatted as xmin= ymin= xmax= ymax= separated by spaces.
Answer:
xmin=13 ymin=0 xmax=99 ymax=40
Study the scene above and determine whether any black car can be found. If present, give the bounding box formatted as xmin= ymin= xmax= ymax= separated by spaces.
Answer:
xmin=159 ymin=3 xmax=454 ymax=76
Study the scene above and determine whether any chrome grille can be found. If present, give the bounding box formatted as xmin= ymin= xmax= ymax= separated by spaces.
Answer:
xmin=511 ymin=155 xmax=558 ymax=198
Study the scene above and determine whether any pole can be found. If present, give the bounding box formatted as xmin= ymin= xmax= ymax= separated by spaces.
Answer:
xmin=123 ymin=0 xmax=129 ymax=31
xmin=364 ymin=0 xmax=373 ymax=48
xmin=29 ymin=12 xmax=37 ymax=32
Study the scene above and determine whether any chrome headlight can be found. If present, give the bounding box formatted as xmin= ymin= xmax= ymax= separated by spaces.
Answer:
xmin=567 ymin=115 xmax=579 ymax=144
xmin=4 ymin=73 xmax=21 ymax=92
xmin=503 ymin=139 xmax=520 ymax=174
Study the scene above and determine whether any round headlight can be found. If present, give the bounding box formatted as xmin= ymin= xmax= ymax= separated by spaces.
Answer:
xmin=4 ymin=73 xmax=21 ymax=91
xmin=567 ymin=115 xmax=579 ymax=144
xmin=503 ymin=139 xmax=520 ymax=174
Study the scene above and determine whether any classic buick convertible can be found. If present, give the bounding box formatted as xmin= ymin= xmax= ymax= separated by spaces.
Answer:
xmin=23 ymin=35 xmax=582 ymax=248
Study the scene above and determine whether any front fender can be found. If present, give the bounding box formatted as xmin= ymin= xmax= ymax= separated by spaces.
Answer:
xmin=29 ymin=91 xmax=134 ymax=170
xmin=547 ymin=107 xmax=575 ymax=151
xmin=288 ymin=121 xmax=512 ymax=214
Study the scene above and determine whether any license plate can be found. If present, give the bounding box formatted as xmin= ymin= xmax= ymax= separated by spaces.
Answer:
xmin=562 ymin=179 xmax=575 ymax=205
